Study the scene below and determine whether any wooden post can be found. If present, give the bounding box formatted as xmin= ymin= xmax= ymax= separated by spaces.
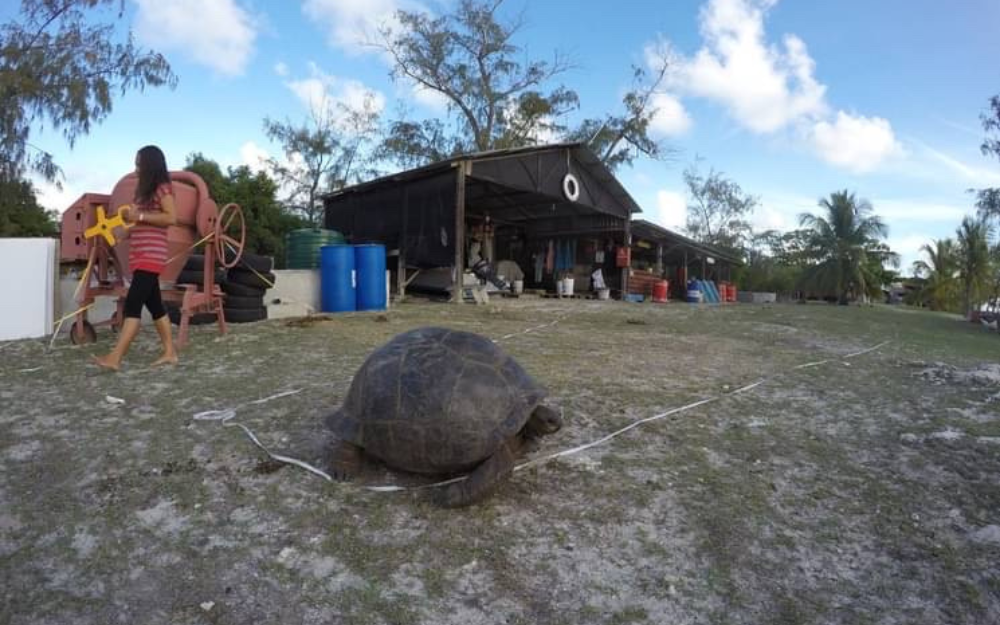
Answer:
xmin=451 ymin=161 xmax=467 ymax=303
xmin=655 ymin=243 xmax=663 ymax=276
xmin=398 ymin=187 xmax=409 ymax=302
xmin=620 ymin=215 xmax=631 ymax=299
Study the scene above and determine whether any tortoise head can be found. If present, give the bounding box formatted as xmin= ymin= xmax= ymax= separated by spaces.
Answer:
xmin=522 ymin=404 xmax=562 ymax=440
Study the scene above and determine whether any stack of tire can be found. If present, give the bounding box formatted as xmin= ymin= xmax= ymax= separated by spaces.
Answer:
xmin=222 ymin=252 xmax=275 ymax=324
xmin=165 ymin=254 xmax=225 ymax=326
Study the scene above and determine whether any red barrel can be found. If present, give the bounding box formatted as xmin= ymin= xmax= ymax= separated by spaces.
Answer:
xmin=727 ymin=284 xmax=737 ymax=302
xmin=652 ymin=279 xmax=669 ymax=303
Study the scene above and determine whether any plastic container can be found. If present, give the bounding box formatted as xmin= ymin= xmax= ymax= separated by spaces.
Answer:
xmin=686 ymin=281 xmax=702 ymax=303
xmin=652 ymin=280 xmax=669 ymax=303
xmin=699 ymin=280 xmax=718 ymax=303
xmin=597 ymin=288 xmax=610 ymax=300
xmin=286 ymin=228 xmax=346 ymax=269
xmin=320 ymin=245 xmax=356 ymax=312
xmin=562 ymin=277 xmax=575 ymax=296
xmin=354 ymin=244 xmax=387 ymax=311
xmin=513 ymin=279 xmax=524 ymax=294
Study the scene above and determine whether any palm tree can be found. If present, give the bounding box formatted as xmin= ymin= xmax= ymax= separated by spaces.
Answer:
xmin=912 ymin=238 xmax=959 ymax=311
xmin=955 ymin=216 xmax=993 ymax=317
xmin=799 ymin=190 xmax=895 ymax=304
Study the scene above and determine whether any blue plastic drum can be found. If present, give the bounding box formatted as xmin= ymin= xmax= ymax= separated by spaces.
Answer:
xmin=354 ymin=244 xmax=387 ymax=311
xmin=320 ymin=245 xmax=356 ymax=312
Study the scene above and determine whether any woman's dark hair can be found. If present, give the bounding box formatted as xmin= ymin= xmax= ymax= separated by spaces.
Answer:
xmin=134 ymin=145 xmax=171 ymax=203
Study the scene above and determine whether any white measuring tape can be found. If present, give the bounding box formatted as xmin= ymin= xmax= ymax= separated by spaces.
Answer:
xmin=193 ymin=339 xmax=891 ymax=493
xmin=492 ymin=313 xmax=570 ymax=343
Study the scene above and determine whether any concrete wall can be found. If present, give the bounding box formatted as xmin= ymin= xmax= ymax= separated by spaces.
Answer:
xmin=265 ymin=269 xmax=320 ymax=319
xmin=55 ymin=269 xmax=325 ymax=333
xmin=1 ymin=239 xmax=59 ymax=340
xmin=737 ymin=291 xmax=777 ymax=304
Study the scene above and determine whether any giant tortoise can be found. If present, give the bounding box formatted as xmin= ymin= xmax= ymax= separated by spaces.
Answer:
xmin=325 ymin=327 xmax=562 ymax=507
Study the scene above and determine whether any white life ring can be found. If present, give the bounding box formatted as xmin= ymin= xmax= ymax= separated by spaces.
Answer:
xmin=562 ymin=173 xmax=580 ymax=202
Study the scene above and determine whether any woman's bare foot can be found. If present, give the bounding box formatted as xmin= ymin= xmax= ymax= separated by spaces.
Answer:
xmin=152 ymin=352 xmax=178 ymax=366
xmin=92 ymin=354 xmax=121 ymax=371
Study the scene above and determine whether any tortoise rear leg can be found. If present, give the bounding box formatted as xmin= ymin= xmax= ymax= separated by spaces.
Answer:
xmin=434 ymin=437 xmax=522 ymax=508
xmin=328 ymin=440 xmax=364 ymax=481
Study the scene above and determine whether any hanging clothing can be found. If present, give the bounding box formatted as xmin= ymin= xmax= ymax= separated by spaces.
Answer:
xmin=591 ymin=268 xmax=607 ymax=291
xmin=545 ymin=240 xmax=555 ymax=274
xmin=534 ymin=251 xmax=544 ymax=283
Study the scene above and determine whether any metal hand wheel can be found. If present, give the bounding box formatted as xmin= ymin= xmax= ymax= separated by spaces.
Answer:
xmin=215 ymin=203 xmax=246 ymax=269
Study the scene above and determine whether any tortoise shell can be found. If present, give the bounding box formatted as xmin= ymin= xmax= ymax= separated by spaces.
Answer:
xmin=326 ymin=327 xmax=547 ymax=474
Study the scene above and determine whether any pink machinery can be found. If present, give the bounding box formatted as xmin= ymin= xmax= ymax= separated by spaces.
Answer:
xmin=60 ymin=170 xmax=246 ymax=347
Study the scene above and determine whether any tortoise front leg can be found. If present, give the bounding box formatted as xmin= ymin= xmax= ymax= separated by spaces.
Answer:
xmin=434 ymin=437 xmax=523 ymax=508
xmin=328 ymin=440 xmax=364 ymax=481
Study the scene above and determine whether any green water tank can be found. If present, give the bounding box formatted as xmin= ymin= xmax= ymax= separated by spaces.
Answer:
xmin=285 ymin=228 xmax=346 ymax=269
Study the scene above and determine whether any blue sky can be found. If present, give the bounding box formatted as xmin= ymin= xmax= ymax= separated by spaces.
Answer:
xmin=15 ymin=0 xmax=1000 ymax=270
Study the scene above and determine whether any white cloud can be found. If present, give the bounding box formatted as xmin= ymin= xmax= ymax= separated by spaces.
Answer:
xmin=35 ymin=180 xmax=84 ymax=216
xmin=33 ymin=167 xmax=124 ymax=216
xmin=133 ymin=0 xmax=257 ymax=76
xmin=649 ymin=93 xmax=692 ymax=137
xmin=920 ymin=145 xmax=1000 ymax=186
xmin=809 ymin=112 xmax=902 ymax=174
xmin=751 ymin=204 xmax=788 ymax=231
xmin=302 ymin=0 xmax=403 ymax=53
xmin=669 ymin=0 xmax=826 ymax=133
xmin=656 ymin=0 xmax=899 ymax=173
xmin=887 ymin=234 xmax=935 ymax=271
xmin=411 ymin=84 xmax=451 ymax=113
xmin=239 ymin=141 xmax=270 ymax=173
xmin=285 ymin=63 xmax=386 ymax=126
xmin=757 ymin=190 xmax=816 ymax=228
xmin=274 ymin=62 xmax=289 ymax=77
xmin=655 ymin=190 xmax=688 ymax=230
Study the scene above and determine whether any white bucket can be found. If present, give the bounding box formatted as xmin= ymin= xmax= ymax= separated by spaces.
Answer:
xmin=597 ymin=288 xmax=610 ymax=300
xmin=513 ymin=279 xmax=524 ymax=294
xmin=562 ymin=277 xmax=575 ymax=297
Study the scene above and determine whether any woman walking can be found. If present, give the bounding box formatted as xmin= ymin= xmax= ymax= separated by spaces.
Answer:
xmin=93 ymin=145 xmax=179 ymax=370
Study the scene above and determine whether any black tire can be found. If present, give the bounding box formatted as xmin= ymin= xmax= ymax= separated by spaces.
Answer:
xmin=175 ymin=268 xmax=225 ymax=287
xmin=226 ymin=251 xmax=274 ymax=273
xmin=184 ymin=254 xmax=205 ymax=271
xmin=176 ymin=269 xmax=203 ymax=286
xmin=223 ymin=294 xmax=265 ymax=309
xmin=227 ymin=268 xmax=276 ymax=289
xmin=223 ymin=307 xmax=268 ymax=323
xmin=166 ymin=306 xmax=218 ymax=326
xmin=222 ymin=281 xmax=266 ymax=297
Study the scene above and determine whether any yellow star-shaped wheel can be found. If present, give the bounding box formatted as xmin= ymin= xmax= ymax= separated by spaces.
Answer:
xmin=84 ymin=205 xmax=131 ymax=246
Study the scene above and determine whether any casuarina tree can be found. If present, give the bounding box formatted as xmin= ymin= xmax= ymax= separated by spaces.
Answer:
xmin=0 ymin=0 xmax=175 ymax=182
xmin=683 ymin=164 xmax=757 ymax=255
xmin=374 ymin=0 xmax=577 ymax=165
xmin=263 ymin=93 xmax=381 ymax=227
xmin=976 ymin=95 xmax=1000 ymax=222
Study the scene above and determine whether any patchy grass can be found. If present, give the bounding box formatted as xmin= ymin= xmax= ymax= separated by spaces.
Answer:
xmin=1 ymin=299 xmax=999 ymax=624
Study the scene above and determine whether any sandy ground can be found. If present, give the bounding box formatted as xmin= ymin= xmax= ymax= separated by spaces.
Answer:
xmin=1 ymin=298 xmax=999 ymax=625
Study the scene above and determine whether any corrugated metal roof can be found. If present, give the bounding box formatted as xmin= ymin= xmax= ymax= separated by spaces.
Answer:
xmin=323 ymin=142 xmax=643 ymax=216
xmin=632 ymin=219 xmax=744 ymax=265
